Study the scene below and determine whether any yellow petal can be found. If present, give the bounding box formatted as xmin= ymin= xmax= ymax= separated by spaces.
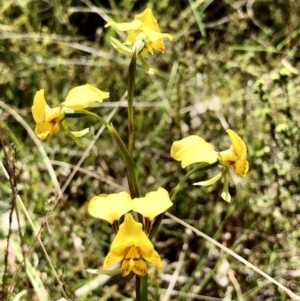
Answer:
xmin=132 ymin=187 xmax=172 ymax=220
xmin=141 ymin=248 xmax=162 ymax=268
xmin=32 ymin=89 xmax=48 ymax=123
xmin=44 ymin=107 xmax=61 ymax=123
xmin=88 ymin=191 xmax=133 ymax=224
xmin=105 ymin=19 xmax=142 ymax=31
xmin=148 ymin=40 xmax=164 ymax=53
xmin=103 ymin=214 xmax=162 ymax=273
xmin=141 ymin=26 xmax=172 ymax=53
xmin=62 ymin=84 xmax=109 ymax=110
xmin=226 ymin=129 xmax=247 ymax=160
xmin=231 ymin=160 xmax=249 ymax=177
xmin=32 ymin=90 xmax=61 ymax=125
xmin=110 ymin=214 xmax=154 ymax=252
xmin=219 ymin=129 xmax=249 ymax=176
xmin=121 ymin=257 xmax=147 ymax=276
xmin=219 ymin=148 xmax=236 ymax=162
xmin=134 ymin=8 xmax=160 ymax=32
xmin=142 ymin=25 xmax=173 ymax=42
xmin=34 ymin=122 xmax=59 ymax=140
xmin=128 ymin=259 xmax=147 ymax=276
xmin=103 ymin=251 xmax=124 ymax=270
xmin=171 ymin=135 xmax=218 ymax=168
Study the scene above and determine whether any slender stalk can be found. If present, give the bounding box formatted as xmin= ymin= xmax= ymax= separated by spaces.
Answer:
xmin=107 ymin=123 xmax=140 ymax=198
xmin=136 ymin=276 xmax=141 ymax=301
xmin=127 ymin=50 xmax=137 ymax=157
xmin=140 ymin=275 xmax=148 ymax=301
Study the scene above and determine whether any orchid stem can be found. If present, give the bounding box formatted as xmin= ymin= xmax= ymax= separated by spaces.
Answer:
xmin=128 ymin=50 xmax=137 ymax=158
xmin=140 ymin=275 xmax=148 ymax=301
xmin=136 ymin=275 xmax=141 ymax=301
xmin=73 ymin=110 xmax=140 ymax=198
xmin=136 ymin=275 xmax=147 ymax=301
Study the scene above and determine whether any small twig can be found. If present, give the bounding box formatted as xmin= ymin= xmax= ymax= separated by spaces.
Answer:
xmin=228 ymin=266 xmax=243 ymax=300
xmin=246 ymin=0 xmax=273 ymax=36
xmin=0 ymin=126 xmax=15 ymax=300
xmin=50 ymin=160 xmax=126 ymax=191
xmin=162 ymin=241 xmax=188 ymax=301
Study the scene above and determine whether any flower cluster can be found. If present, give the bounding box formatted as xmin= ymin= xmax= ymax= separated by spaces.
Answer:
xmin=88 ymin=188 xmax=172 ymax=276
xmin=106 ymin=8 xmax=173 ymax=56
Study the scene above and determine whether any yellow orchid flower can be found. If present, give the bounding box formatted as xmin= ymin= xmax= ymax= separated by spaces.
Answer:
xmin=170 ymin=130 xmax=248 ymax=202
xmin=170 ymin=130 xmax=249 ymax=177
xmin=132 ymin=187 xmax=172 ymax=220
xmin=106 ymin=8 xmax=173 ymax=55
xmin=219 ymin=129 xmax=249 ymax=177
xmin=103 ymin=214 xmax=162 ymax=276
xmin=171 ymin=135 xmax=219 ymax=168
xmin=32 ymin=84 xmax=109 ymax=140
xmin=88 ymin=191 xmax=133 ymax=224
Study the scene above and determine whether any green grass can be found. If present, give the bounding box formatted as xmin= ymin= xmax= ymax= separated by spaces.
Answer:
xmin=1 ymin=0 xmax=300 ymax=300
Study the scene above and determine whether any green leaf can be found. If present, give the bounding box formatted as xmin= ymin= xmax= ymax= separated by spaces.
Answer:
xmin=110 ymin=37 xmax=132 ymax=55
xmin=71 ymin=128 xmax=89 ymax=137
xmin=194 ymin=172 xmax=223 ymax=186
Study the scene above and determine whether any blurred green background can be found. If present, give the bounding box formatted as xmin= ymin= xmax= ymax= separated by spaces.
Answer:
xmin=1 ymin=0 xmax=300 ymax=300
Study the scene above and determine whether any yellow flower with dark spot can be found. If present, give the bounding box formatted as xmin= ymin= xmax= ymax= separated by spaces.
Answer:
xmin=170 ymin=130 xmax=248 ymax=202
xmin=170 ymin=130 xmax=249 ymax=177
xmin=106 ymin=8 xmax=173 ymax=55
xmin=32 ymin=84 xmax=109 ymax=140
xmin=103 ymin=214 xmax=162 ymax=276
xmin=32 ymin=89 xmax=61 ymax=140
xmin=219 ymin=129 xmax=249 ymax=177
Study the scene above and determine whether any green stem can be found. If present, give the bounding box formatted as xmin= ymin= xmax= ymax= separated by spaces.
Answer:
xmin=140 ymin=275 xmax=148 ymax=301
xmin=149 ymin=212 xmax=164 ymax=240
xmin=136 ymin=276 xmax=141 ymax=301
xmin=128 ymin=50 xmax=137 ymax=157
xmin=170 ymin=161 xmax=219 ymax=202
xmin=70 ymin=110 xmax=140 ymax=198
xmin=108 ymin=123 xmax=140 ymax=198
